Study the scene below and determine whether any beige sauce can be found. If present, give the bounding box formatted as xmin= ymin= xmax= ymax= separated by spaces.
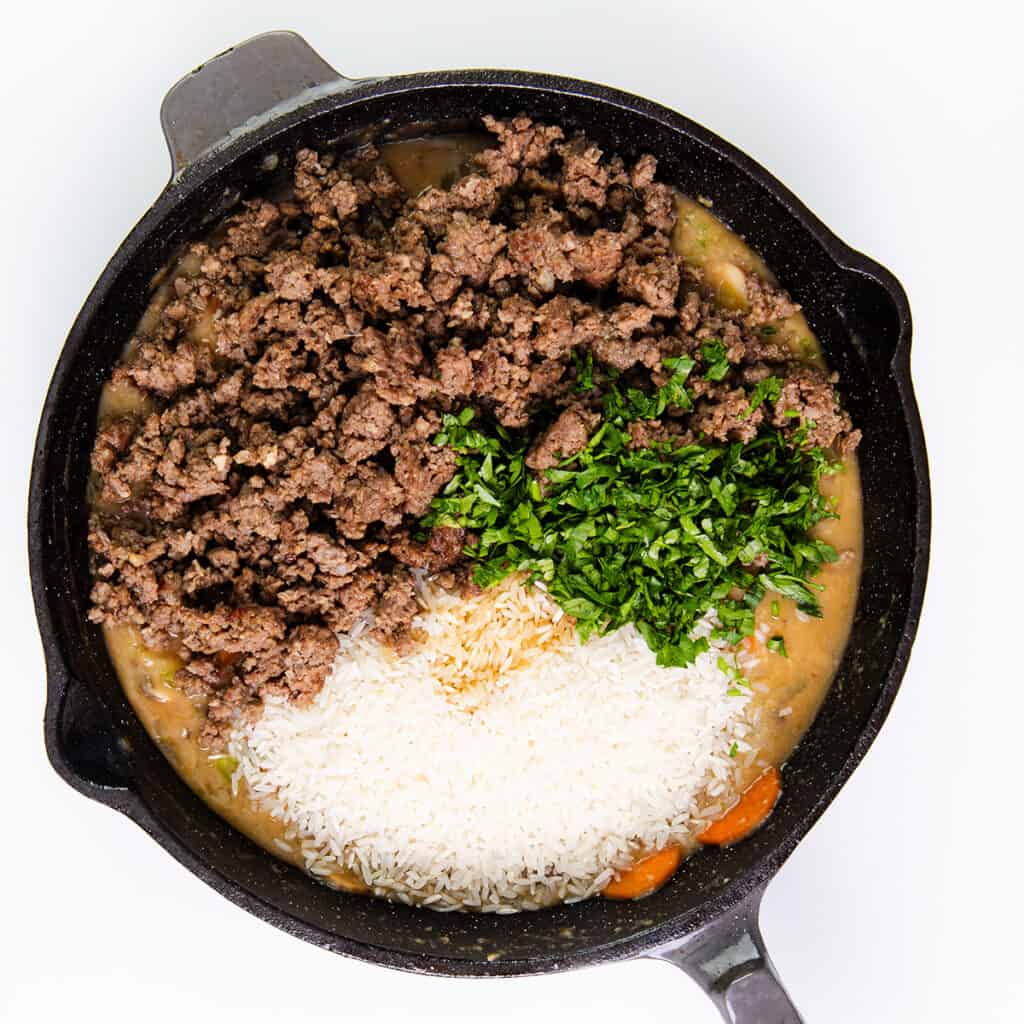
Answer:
xmin=381 ymin=134 xmax=490 ymax=196
xmin=735 ymin=459 xmax=861 ymax=787
xmin=97 ymin=134 xmax=862 ymax=892
xmin=673 ymin=195 xmax=826 ymax=368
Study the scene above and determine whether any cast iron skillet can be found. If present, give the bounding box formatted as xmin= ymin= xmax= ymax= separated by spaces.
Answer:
xmin=30 ymin=31 xmax=930 ymax=1022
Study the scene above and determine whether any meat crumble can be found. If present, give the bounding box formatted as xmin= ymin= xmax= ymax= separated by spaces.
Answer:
xmin=88 ymin=115 xmax=859 ymax=747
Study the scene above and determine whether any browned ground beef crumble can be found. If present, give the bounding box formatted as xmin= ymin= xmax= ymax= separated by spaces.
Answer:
xmin=88 ymin=116 xmax=859 ymax=748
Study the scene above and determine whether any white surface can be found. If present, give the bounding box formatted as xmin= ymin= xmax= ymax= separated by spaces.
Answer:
xmin=1 ymin=1 xmax=1021 ymax=1020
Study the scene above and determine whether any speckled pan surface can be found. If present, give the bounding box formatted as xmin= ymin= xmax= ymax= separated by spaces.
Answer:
xmin=31 ymin=37 xmax=929 ymax=978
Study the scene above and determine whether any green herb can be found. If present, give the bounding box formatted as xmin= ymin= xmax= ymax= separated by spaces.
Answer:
xmin=425 ymin=383 xmax=838 ymax=665
xmin=432 ymin=406 xmax=505 ymax=455
xmin=700 ymin=339 xmax=730 ymax=382
xmin=761 ymin=326 xmax=778 ymax=335
xmin=729 ymin=741 xmax=739 ymax=758
xmin=602 ymin=356 xmax=695 ymax=421
xmin=660 ymin=356 xmax=696 ymax=410
xmin=767 ymin=635 xmax=788 ymax=658
xmin=771 ymin=600 xmax=780 ymax=617
xmin=717 ymin=655 xmax=749 ymax=689
xmin=210 ymin=755 xmax=238 ymax=784
xmin=744 ymin=376 xmax=783 ymax=417
xmin=572 ymin=348 xmax=594 ymax=392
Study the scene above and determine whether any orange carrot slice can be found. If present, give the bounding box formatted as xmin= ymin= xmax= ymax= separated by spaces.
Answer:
xmin=699 ymin=767 xmax=782 ymax=846
xmin=602 ymin=845 xmax=683 ymax=900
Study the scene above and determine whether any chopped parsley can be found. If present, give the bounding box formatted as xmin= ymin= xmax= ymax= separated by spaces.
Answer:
xmin=744 ymin=375 xmax=783 ymax=416
xmin=728 ymin=741 xmax=740 ymax=758
xmin=425 ymin=377 xmax=838 ymax=667
xmin=572 ymin=348 xmax=594 ymax=392
xmin=601 ymin=355 xmax=695 ymax=420
xmin=717 ymin=655 xmax=749 ymax=690
xmin=210 ymin=755 xmax=238 ymax=783
xmin=700 ymin=339 xmax=731 ymax=382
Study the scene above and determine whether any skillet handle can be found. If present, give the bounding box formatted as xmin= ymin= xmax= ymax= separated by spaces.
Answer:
xmin=44 ymin=663 xmax=137 ymax=798
xmin=44 ymin=660 xmax=141 ymax=816
xmin=646 ymin=884 xmax=804 ymax=1023
xmin=159 ymin=30 xmax=354 ymax=179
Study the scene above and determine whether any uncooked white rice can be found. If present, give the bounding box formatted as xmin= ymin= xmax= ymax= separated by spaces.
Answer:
xmin=229 ymin=577 xmax=751 ymax=912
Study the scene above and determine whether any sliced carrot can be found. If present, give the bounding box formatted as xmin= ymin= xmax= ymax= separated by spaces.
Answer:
xmin=602 ymin=845 xmax=683 ymax=900
xmin=699 ymin=767 xmax=782 ymax=846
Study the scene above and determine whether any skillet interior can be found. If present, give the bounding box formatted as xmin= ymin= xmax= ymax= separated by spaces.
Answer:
xmin=33 ymin=74 xmax=927 ymax=974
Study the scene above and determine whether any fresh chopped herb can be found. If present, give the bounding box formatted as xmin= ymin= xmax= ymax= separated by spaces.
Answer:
xmin=744 ymin=376 xmax=783 ymax=417
xmin=572 ymin=348 xmax=594 ymax=392
xmin=660 ymin=356 xmax=696 ymax=410
xmin=767 ymin=635 xmax=788 ymax=658
xmin=425 ymin=387 xmax=838 ymax=665
xmin=717 ymin=655 xmax=748 ymax=688
xmin=771 ymin=600 xmax=780 ymax=617
xmin=602 ymin=356 xmax=695 ymax=421
xmin=727 ymin=687 xmax=744 ymax=697
xmin=432 ymin=406 xmax=504 ymax=455
xmin=700 ymin=339 xmax=730 ymax=382
xmin=210 ymin=755 xmax=238 ymax=784
xmin=761 ymin=326 xmax=778 ymax=335
xmin=728 ymin=741 xmax=739 ymax=758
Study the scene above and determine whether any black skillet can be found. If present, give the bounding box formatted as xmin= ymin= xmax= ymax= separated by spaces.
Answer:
xmin=30 ymin=31 xmax=930 ymax=1022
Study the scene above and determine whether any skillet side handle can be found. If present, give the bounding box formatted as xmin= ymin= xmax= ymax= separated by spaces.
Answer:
xmin=647 ymin=885 xmax=804 ymax=1024
xmin=160 ymin=30 xmax=352 ymax=178
xmin=44 ymin=658 xmax=140 ymax=815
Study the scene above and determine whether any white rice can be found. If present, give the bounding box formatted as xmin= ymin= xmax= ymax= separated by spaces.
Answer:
xmin=229 ymin=577 xmax=750 ymax=912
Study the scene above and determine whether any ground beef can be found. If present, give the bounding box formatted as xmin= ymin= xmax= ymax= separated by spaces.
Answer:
xmin=391 ymin=525 xmax=468 ymax=572
xmin=526 ymin=406 xmax=600 ymax=472
xmin=368 ymin=573 xmax=420 ymax=649
xmin=88 ymin=115 xmax=858 ymax=747
xmin=393 ymin=441 xmax=458 ymax=516
xmin=770 ymin=367 xmax=862 ymax=455
xmin=617 ymin=253 xmax=680 ymax=315
xmin=116 ymin=339 xmax=197 ymax=396
xmin=690 ymin=387 xmax=765 ymax=444
xmin=627 ymin=419 xmax=695 ymax=450
xmin=338 ymin=384 xmax=397 ymax=462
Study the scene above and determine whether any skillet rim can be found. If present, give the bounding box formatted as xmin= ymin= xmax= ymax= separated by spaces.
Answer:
xmin=31 ymin=67 xmax=930 ymax=977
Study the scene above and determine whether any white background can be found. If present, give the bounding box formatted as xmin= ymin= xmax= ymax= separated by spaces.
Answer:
xmin=2 ymin=1 xmax=1021 ymax=1020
